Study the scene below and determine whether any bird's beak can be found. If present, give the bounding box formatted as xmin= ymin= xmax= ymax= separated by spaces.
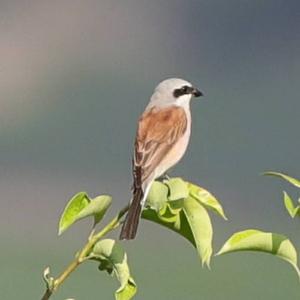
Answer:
xmin=192 ymin=87 xmax=203 ymax=97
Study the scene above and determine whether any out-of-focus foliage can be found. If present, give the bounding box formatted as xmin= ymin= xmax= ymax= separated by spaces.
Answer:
xmin=264 ymin=172 xmax=300 ymax=218
xmin=217 ymin=229 xmax=300 ymax=278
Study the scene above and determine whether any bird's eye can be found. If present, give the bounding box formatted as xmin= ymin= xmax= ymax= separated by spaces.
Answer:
xmin=181 ymin=86 xmax=188 ymax=93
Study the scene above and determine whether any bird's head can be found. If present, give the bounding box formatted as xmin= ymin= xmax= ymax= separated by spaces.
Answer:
xmin=149 ymin=78 xmax=203 ymax=108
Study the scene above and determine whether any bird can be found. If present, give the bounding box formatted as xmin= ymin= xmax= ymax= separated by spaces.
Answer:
xmin=120 ymin=78 xmax=203 ymax=240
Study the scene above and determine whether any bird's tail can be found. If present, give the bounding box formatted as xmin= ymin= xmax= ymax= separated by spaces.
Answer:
xmin=119 ymin=187 xmax=144 ymax=240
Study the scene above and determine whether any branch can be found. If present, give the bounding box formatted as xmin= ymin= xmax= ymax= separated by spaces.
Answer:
xmin=41 ymin=204 xmax=129 ymax=300
xmin=41 ymin=289 xmax=52 ymax=300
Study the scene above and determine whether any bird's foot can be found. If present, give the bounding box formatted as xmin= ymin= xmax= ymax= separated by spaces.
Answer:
xmin=157 ymin=173 xmax=171 ymax=182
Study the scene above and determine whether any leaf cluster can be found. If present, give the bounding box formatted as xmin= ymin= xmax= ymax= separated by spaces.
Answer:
xmin=41 ymin=176 xmax=300 ymax=300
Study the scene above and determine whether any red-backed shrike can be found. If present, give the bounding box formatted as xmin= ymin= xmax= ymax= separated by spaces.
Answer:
xmin=120 ymin=78 xmax=203 ymax=240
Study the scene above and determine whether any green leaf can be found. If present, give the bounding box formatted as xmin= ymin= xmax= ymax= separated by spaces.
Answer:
xmin=264 ymin=171 xmax=300 ymax=188
xmin=183 ymin=197 xmax=213 ymax=267
xmin=58 ymin=192 xmax=90 ymax=235
xmin=142 ymin=206 xmax=194 ymax=245
xmin=91 ymin=239 xmax=137 ymax=300
xmin=165 ymin=177 xmax=189 ymax=201
xmin=58 ymin=192 xmax=112 ymax=235
xmin=142 ymin=197 xmax=213 ymax=267
xmin=283 ymin=191 xmax=299 ymax=218
xmin=188 ymin=182 xmax=227 ymax=220
xmin=143 ymin=177 xmax=215 ymax=267
xmin=76 ymin=195 xmax=112 ymax=224
xmin=157 ymin=203 xmax=179 ymax=224
xmin=217 ymin=229 xmax=300 ymax=278
xmin=146 ymin=181 xmax=169 ymax=211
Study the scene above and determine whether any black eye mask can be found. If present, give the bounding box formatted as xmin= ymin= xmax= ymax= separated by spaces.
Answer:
xmin=173 ymin=85 xmax=193 ymax=98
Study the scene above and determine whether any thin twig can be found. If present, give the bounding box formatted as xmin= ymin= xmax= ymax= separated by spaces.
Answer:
xmin=41 ymin=288 xmax=52 ymax=300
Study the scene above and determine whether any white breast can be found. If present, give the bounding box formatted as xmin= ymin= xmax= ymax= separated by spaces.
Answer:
xmin=155 ymin=104 xmax=191 ymax=177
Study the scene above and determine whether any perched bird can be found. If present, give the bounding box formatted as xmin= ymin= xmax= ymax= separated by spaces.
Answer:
xmin=120 ymin=78 xmax=203 ymax=240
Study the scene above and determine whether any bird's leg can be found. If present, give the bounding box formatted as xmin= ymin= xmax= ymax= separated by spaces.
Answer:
xmin=163 ymin=173 xmax=171 ymax=180
xmin=157 ymin=172 xmax=171 ymax=182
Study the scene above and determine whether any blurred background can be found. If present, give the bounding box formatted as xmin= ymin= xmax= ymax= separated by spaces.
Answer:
xmin=1 ymin=0 xmax=300 ymax=299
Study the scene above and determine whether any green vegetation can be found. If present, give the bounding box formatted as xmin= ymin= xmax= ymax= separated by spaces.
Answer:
xmin=41 ymin=176 xmax=300 ymax=300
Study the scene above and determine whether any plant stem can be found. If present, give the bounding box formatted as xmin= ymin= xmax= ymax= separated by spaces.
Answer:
xmin=41 ymin=204 xmax=129 ymax=300
xmin=41 ymin=289 xmax=52 ymax=300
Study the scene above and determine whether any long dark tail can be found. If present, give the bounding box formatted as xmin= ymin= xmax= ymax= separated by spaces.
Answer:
xmin=119 ymin=187 xmax=144 ymax=240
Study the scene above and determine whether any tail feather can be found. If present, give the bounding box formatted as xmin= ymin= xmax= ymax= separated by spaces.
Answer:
xmin=119 ymin=188 xmax=144 ymax=240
